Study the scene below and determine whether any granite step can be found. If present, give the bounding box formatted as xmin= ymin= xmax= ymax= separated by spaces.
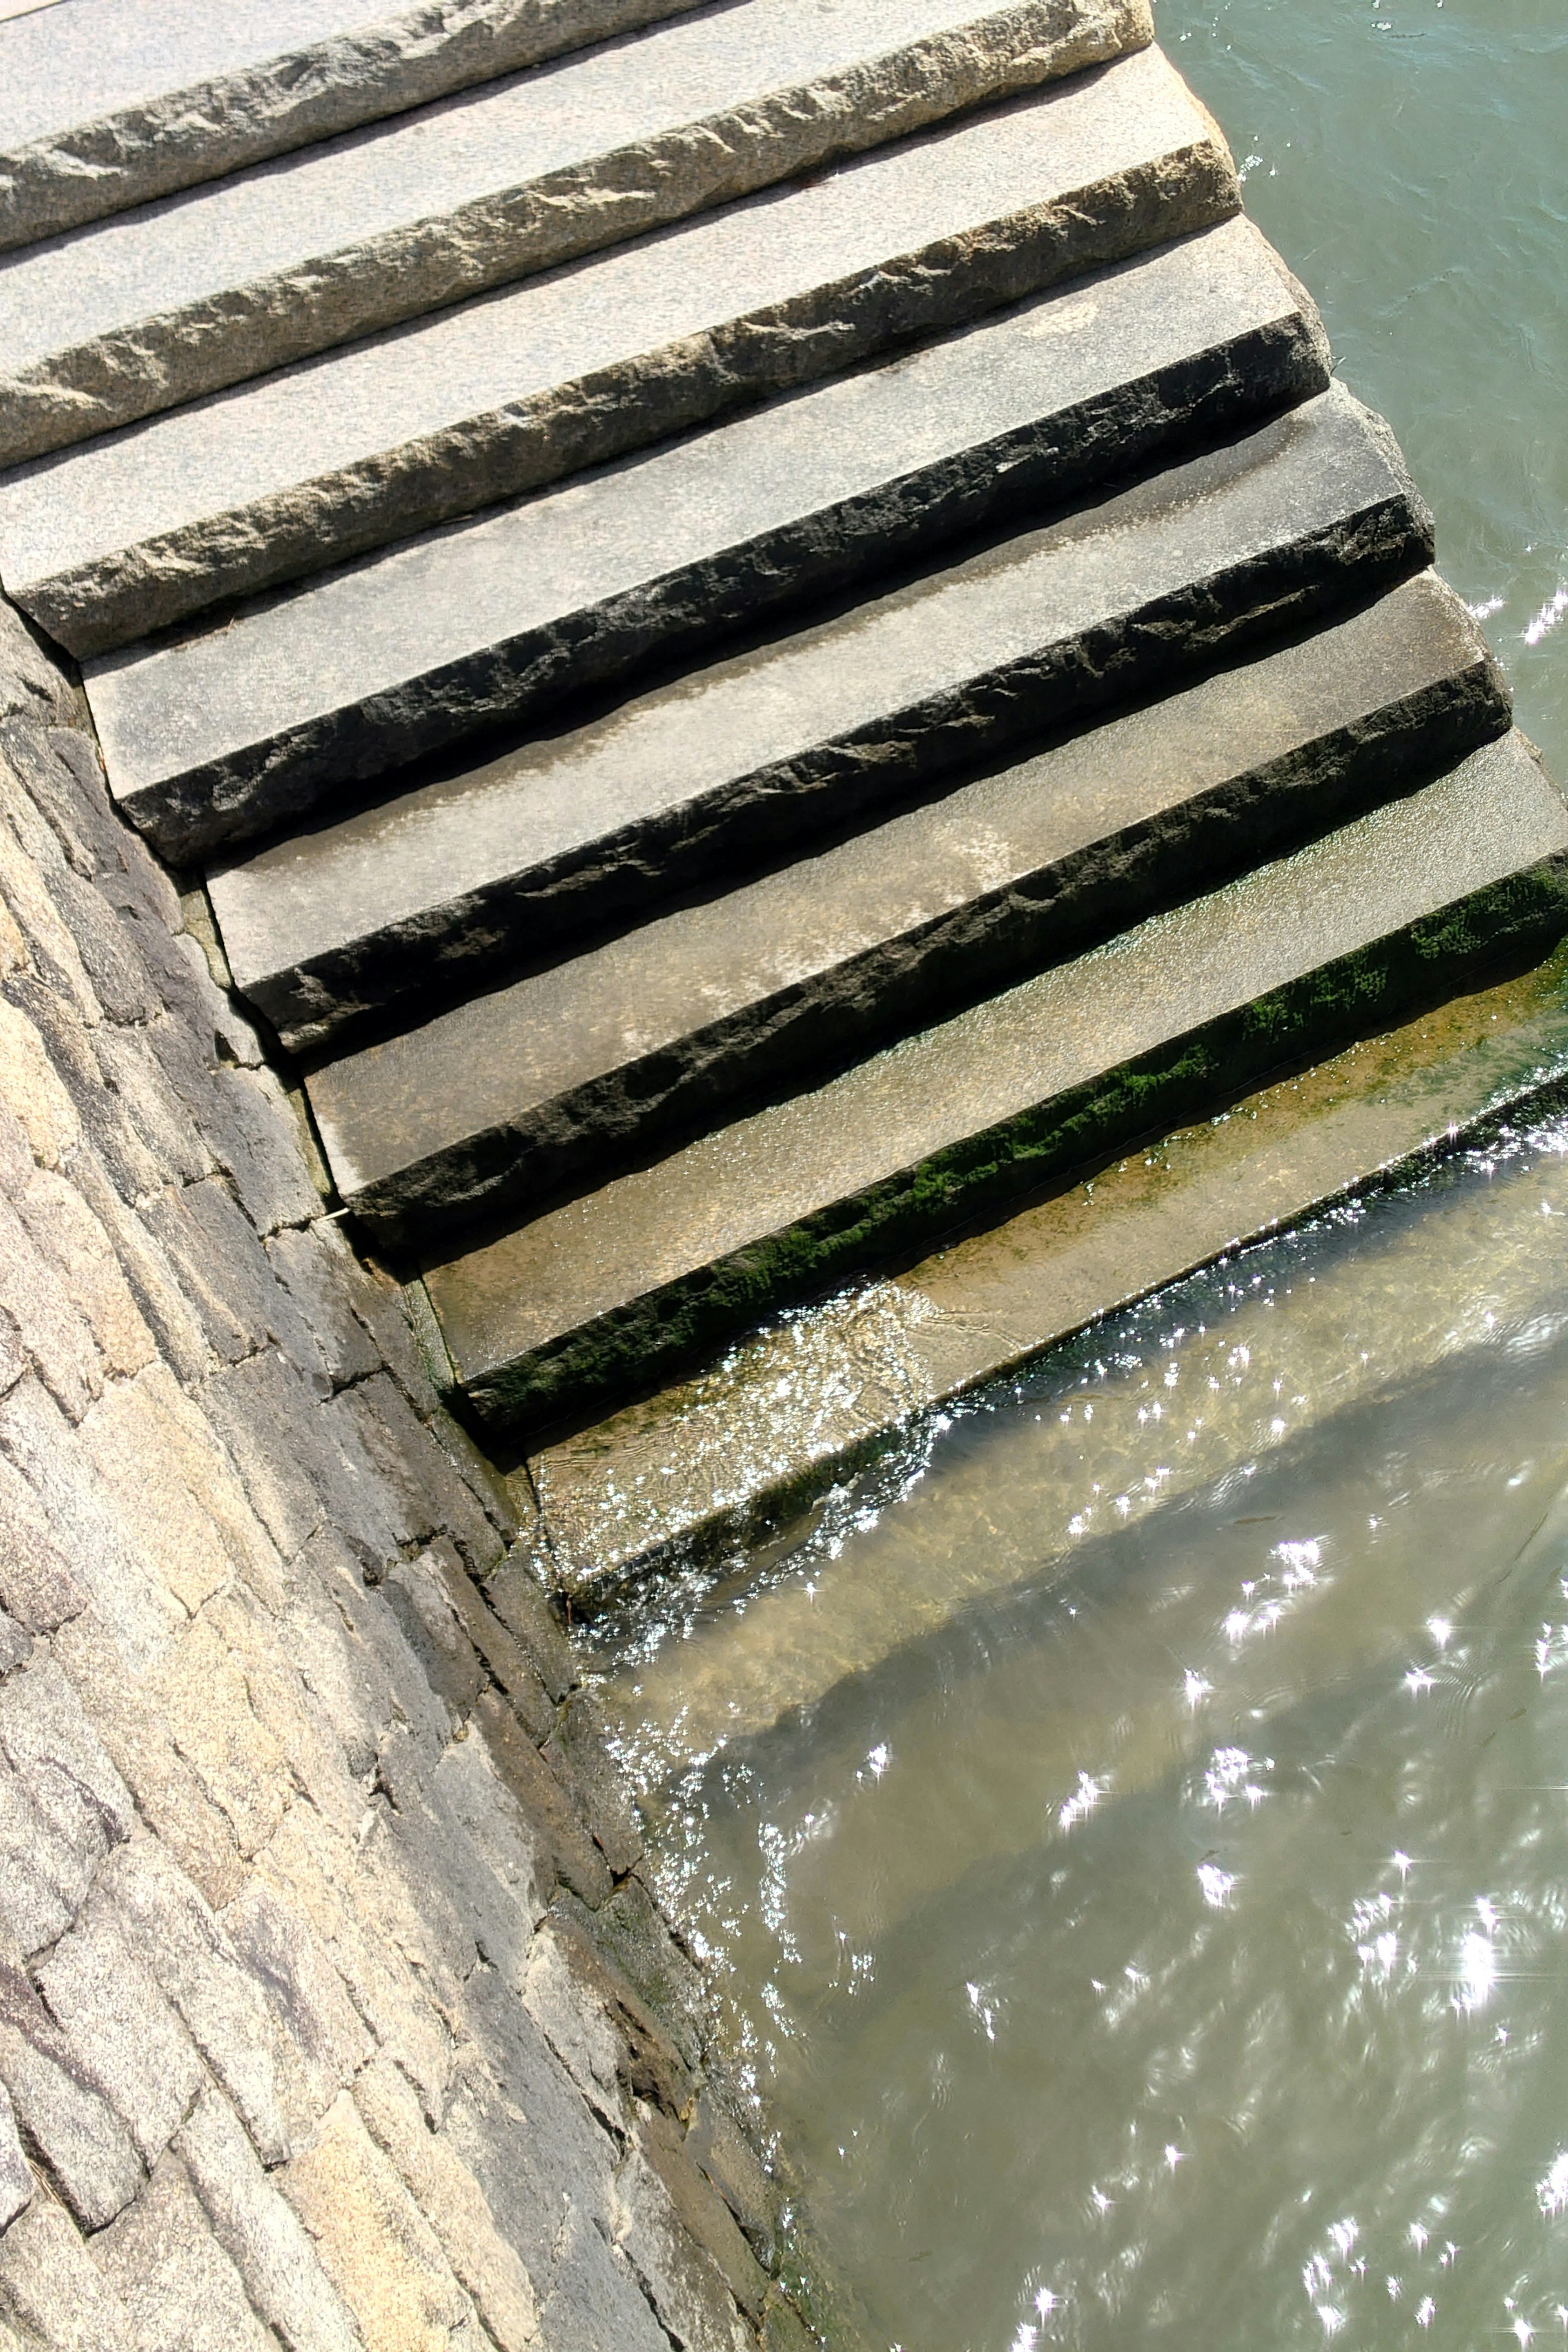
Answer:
xmin=207 ymin=216 xmax=1333 ymax=1040
xmin=303 ymin=573 xmax=1504 ymax=1236
xmin=0 ymin=0 xmax=1155 ymax=468
xmin=0 ymin=0 xmax=709 ymax=251
xmin=415 ymin=730 xmax=1568 ymax=1430
xmin=6 ymin=37 xmax=1221 ymax=660
xmin=102 ymin=379 xmax=1416 ymax=871
xmin=204 ymin=380 xmax=1430 ymax=1005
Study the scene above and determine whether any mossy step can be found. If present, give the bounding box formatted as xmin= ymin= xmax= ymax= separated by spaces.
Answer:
xmin=308 ymin=573 xmax=1505 ymax=1238
xmin=0 ymin=0 xmax=1155 ymax=472
xmin=0 ymin=0 xmax=710 ymax=252
xmin=418 ymin=731 xmax=1568 ymax=1433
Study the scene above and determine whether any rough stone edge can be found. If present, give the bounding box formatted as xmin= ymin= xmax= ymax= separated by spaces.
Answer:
xmin=0 ymin=0 xmax=712 ymax=252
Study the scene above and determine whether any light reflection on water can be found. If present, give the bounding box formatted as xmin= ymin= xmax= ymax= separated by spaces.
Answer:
xmin=584 ymin=1 xmax=1567 ymax=2339
xmin=592 ymin=1115 xmax=1568 ymax=2348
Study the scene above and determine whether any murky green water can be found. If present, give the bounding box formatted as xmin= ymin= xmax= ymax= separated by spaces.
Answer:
xmin=587 ymin=10 xmax=1568 ymax=2347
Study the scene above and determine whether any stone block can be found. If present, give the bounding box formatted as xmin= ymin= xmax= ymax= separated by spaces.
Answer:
xmin=483 ymin=1550 xmax=575 ymax=1704
xmin=33 ymin=1907 xmax=204 ymax=2168
xmin=381 ymin=1550 xmax=490 ymax=1732
xmin=264 ymin=1225 xmax=383 ymax=1390
xmin=0 ymin=1967 xmax=144 ymax=2231
xmin=353 ymin=2055 xmax=541 ymax=2352
xmin=0 ymin=2083 xmax=32 ymax=2233
xmin=428 ymin=732 xmax=1568 ymax=1428
xmin=83 ymin=41 xmax=1240 ymax=860
xmin=426 ymin=1543 xmax=556 ymax=1744
xmin=0 ymin=1 xmax=1153 ymax=472
xmin=221 ymin=1880 xmax=374 ymax=2129
xmin=107 ymin=1841 xmax=294 ymax=2165
xmin=92 ymin=2152 xmax=280 ymax=2352
xmin=0 ymin=0 xmax=713 ymax=247
xmin=312 ymin=386 xmax=1435 ymax=1245
xmin=176 ymin=2083 xmax=364 ymax=2352
xmin=611 ymin=2139 xmax=753 ymax=2352
xmin=0 ymin=2181 xmax=136 ymax=2352
xmin=281 ymin=2090 xmax=475 ymax=2351
xmin=475 ymin=1692 xmax=610 ymax=1909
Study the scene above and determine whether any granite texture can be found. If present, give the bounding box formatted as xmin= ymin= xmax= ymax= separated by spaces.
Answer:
xmin=0 ymin=597 xmax=825 ymax=2345
xmin=91 ymin=350 xmax=1401 ymax=879
xmin=0 ymin=0 xmax=1156 ymax=466
xmin=302 ymin=576 xmax=1508 ymax=1222
xmin=422 ymin=732 xmax=1568 ymax=1429
xmin=286 ymin=380 xmax=1435 ymax=1243
xmin=205 ymin=216 xmax=1331 ymax=1047
xmin=8 ymin=193 xmax=1290 ymax=665
xmin=0 ymin=0 xmax=711 ymax=251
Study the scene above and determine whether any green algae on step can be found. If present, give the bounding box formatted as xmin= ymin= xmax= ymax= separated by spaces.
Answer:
xmin=0 ymin=0 xmax=1155 ymax=467
xmin=528 ymin=933 xmax=1568 ymax=1604
xmin=419 ymin=732 xmax=1568 ymax=1433
xmin=0 ymin=0 xmax=714 ymax=249
xmin=304 ymin=574 xmax=1505 ymax=1218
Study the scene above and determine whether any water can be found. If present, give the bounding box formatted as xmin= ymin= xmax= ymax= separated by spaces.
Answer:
xmin=585 ymin=11 xmax=1568 ymax=2345
xmin=1156 ymin=0 xmax=1568 ymax=779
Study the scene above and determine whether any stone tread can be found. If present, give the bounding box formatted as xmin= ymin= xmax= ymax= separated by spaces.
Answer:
xmin=219 ymin=383 xmax=1428 ymax=1080
xmin=11 ymin=33 xmax=1222 ymax=664
xmin=0 ymin=0 xmax=710 ymax=250
xmin=95 ymin=365 xmax=1411 ymax=878
xmin=420 ymin=730 xmax=1568 ymax=1428
xmin=0 ymin=0 xmax=1154 ymax=465
xmin=300 ymin=574 xmax=1509 ymax=1229
xmin=209 ymin=213 xmax=1333 ymax=1044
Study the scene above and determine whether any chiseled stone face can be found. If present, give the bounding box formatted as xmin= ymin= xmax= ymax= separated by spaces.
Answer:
xmin=0 ymin=0 xmax=1154 ymax=466
xmin=0 ymin=0 xmax=718 ymax=249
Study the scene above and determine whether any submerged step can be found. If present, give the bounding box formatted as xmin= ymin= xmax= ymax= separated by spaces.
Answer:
xmin=299 ymin=575 xmax=1510 ymax=1229
xmin=418 ymin=731 xmax=1568 ymax=1430
xmin=0 ymin=0 xmax=708 ymax=251
xmin=9 ymin=37 xmax=1221 ymax=662
xmin=213 ymin=383 xmax=1429 ymax=1016
xmin=0 ymin=0 xmax=1154 ymax=467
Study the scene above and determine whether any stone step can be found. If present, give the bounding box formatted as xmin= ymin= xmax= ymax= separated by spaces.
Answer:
xmin=100 ymin=371 xmax=1410 ymax=872
xmin=0 ymin=0 xmax=709 ymax=251
xmin=0 ymin=0 xmax=1155 ymax=468
xmin=303 ymin=572 xmax=1503 ymax=1237
xmin=8 ymin=36 xmax=1218 ymax=662
xmin=415 ymin=730 xmax=1568 ymax=1431
xmin=209 ymin=216 xmax=1333 ymax=1042
xmin=209 ymin=379 xmax=1427 ymax=1035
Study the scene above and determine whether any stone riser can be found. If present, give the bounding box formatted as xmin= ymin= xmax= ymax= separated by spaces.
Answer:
xmin=418 ymin=735 xmax=1568 ymax=1431
xmin=0 ymin=0 xmax=1153 ymax=466
xmin=301 ymin=577 xmax=1510 ymax=1239
xmin=0 ymin=0 xmax=715 ymax=249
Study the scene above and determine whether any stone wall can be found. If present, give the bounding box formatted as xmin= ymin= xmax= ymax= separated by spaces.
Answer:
xmin=0 ymin=595 xmax=809 ymax=2352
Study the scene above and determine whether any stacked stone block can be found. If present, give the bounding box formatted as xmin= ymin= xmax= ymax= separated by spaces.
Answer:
xmin=0 ymin=601 xmax=817 ymax=2349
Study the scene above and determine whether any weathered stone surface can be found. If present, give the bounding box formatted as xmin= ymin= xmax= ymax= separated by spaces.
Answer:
xmin=307 ymin=574 xmax=1500 ymax=1232
xmin=13 ymin=81 xmax=1258 ymax=666
xmin=0 ymin=0 xmax=1154 ymax=468
xmin=92 ymin=2151 xmax=281 ymax=2352
xmin=0 ymin=595 xmax=794 ymax=2348
xmin=209 ymin=219 xmax=1330 ymax=1045
xmin=0 ymin=0 xmax=712 ymax=251
xmin=305 ymin=387 xmax=1435 ymax=1241
xmin=82 ymin=57 xmax=1241 ymax=859
xmin=425 ymin=733 xmax=1568 ymax=1428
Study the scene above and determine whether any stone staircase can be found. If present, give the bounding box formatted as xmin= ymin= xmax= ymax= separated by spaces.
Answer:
xmin=3 ymin=0 xmax=1564 ymax=1443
